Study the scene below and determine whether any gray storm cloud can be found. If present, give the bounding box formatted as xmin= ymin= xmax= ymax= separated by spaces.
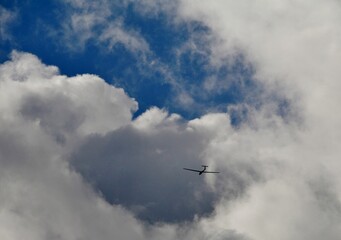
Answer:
xmin=2 ymin=0 xmax=341 ymax=240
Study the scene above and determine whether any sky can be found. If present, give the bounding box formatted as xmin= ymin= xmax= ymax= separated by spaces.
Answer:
xmin=1 ymin=0 xmax=341 ymax=239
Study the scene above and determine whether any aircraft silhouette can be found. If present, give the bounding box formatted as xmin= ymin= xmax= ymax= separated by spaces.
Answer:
xmin=183 ymin=165 xmax=219 ymax=175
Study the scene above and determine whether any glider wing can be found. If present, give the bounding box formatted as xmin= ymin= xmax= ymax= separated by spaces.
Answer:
xmin=183 ymin=168 xmax=201 ymax=173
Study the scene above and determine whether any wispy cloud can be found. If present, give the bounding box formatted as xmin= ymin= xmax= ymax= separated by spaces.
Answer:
xmin=60 ymin=0 xmax=149 ymax=54
xmin=0 ymin=6 xmax=16 ymax=41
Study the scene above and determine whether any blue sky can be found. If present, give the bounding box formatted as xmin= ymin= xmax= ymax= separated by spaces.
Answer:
xmin=1 ymin=0 xmax=258 ymax=119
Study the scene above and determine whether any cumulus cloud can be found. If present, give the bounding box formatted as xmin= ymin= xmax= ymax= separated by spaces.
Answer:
xmin=0 ymin=51 xmax=160 ymax=240
xmin=0 ymin=50 xmax=259 ymax=239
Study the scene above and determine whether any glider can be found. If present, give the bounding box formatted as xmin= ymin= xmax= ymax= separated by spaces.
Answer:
xmin=183 ymin=165 xmax=219 ymax=175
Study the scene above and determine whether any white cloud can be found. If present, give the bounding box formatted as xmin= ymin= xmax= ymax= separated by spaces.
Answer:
xmin=0 ymin=51 xmax=137 ymax=136
xmin=178 ymin=0 xmax=341 ymax=111
xmin=99 ymin=19 xmax=149 ymax=53
xmin=60 ymin=0 xmax=150 ymax=54
xmin=0 ymin=51 xmax=153 ymax=240
xmin=133 ymin=107 xmax=181 ymax=131
xmin=0 ymin=50 xmax=263 ymax=239
xmin=1 ymin=50 xmax=251 ymax=239
xmin=171 ymin=0 xmax=341 ymax=239
xmin=0 ymin=6 xmax=16 ymax=41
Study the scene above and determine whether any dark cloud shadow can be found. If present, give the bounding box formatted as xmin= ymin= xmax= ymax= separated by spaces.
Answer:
xmin=20 ymin=93 xmax=85 ymax=144
xmin=69 ymin=125 xmax=218 ymax=223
